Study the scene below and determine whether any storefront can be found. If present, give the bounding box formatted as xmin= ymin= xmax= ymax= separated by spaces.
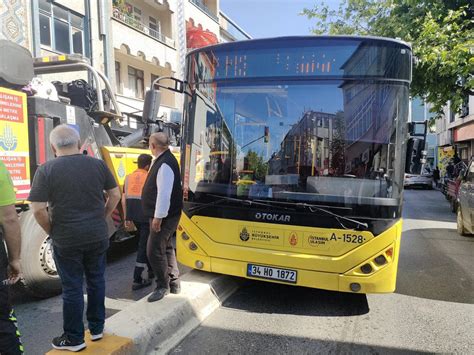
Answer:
xmin=453 ymin=121 xmax=474 ymax=163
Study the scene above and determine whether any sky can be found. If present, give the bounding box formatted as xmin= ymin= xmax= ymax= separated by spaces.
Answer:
xmin=220 ymin=0 xmax=339 ymax=39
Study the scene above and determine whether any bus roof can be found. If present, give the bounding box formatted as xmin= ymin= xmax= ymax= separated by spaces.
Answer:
xmin=187 ymin=35 xmax=412 ymax=57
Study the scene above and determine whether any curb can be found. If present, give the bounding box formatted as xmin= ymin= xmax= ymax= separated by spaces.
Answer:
xmin=104 ymin=270 xmax=242 ymax=354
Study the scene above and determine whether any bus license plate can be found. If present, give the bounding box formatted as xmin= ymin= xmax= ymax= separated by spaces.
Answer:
xmin=247 ymin=264 xmax=297 ymax=284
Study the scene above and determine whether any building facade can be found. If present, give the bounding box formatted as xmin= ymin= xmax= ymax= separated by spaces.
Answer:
xmin=436 ymin=94 xmax=473 ymax=175
xmin=0 ymin=0 xmax=250 ymax=128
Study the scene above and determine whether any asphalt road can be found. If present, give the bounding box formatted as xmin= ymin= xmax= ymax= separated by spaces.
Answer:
xmin=172 ymin=189 xmax=474 ymax=354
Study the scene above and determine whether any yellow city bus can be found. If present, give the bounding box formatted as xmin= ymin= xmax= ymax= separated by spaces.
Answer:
xmin=175 ymin=36 xmax=411 ymax=293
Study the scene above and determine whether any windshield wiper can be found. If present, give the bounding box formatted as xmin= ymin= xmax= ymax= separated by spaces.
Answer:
xmin=299 ymin=202 xmax=369 ymax=230
xmin=189 ymin=196 xmax=368 ymax=231
xmin=188 ymin=195 xmax=280 ymax=213
xmin=254 ymin=199 xmax=368 ymax=231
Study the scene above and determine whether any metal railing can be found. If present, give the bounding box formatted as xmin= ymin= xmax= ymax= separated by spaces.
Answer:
xmin=112 ymin=7 xmax=175 ymax=47
xmin=189 ymin=0 xmax=218 ymax=22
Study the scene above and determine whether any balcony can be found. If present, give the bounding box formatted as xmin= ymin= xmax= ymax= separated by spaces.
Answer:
xmin=189 ymin=0 xmax=218 ymax=22
xmin=112 ymin=7 xmax=175 ymax=47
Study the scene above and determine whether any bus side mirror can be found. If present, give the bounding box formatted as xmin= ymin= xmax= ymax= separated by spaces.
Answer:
xmin=142 ymin=89 xmax=161 ymax=123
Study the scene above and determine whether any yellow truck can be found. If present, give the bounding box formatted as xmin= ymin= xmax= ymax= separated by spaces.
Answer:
xmin=0 ymin=40 xmax=173 ymax=297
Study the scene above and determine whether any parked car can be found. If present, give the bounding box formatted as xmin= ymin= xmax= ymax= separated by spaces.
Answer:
xmin=446 ymin=178 xmax=462 ymax=212
xmin=404 ymin=172 xmax=433 ymax=189
xmin=456 ymin=159 xmax=474 ymax=236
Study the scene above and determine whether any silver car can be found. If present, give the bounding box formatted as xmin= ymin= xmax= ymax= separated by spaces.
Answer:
xmin=457 ymin=160 xmax=474 ymax=235
xmin=404 ymin=172 xmax=433 ymax=189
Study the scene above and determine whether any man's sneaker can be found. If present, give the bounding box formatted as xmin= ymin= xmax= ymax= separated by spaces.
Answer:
xmin=90 ymin=332 xmax=103 ymax=341
xmin=52 ymin=334 xmax=86 ymax=352
xmin=170 ymin=282 xmax=181 ymax=294
xmin=147 ymin=287 xmax=169 ymax=302
xmin=132 ymin=278 xmax=152 ymax=291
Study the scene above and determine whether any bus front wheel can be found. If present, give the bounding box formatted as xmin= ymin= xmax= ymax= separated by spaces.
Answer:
xmin=19 ymin=210 xmax=62 ymax=298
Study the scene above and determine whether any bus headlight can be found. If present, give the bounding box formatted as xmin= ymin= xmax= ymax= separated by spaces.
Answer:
xmin=350 ymin=283 xmax=361 ymax=292
xmin=182 ymin=232 xmax=190 ymax=240
xmin=360 ymin=263 xmax=373 ymax=274
xmin=374 ymin=255 xmax=387 ymax=265
xmin=189 ymin=242 xmax=198 ymax=251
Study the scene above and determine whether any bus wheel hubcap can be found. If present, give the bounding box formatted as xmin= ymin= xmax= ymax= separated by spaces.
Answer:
xmin=40 ymin=237 xmax=57 ymax=275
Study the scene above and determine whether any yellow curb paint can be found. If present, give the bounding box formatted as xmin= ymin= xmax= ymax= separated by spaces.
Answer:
xmin=46 ymin=332 xmax=134 ymax=355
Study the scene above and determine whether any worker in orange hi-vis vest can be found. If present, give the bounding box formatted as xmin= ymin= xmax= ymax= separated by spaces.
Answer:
xmin=122 ymin=154 xmax=154 ymax=290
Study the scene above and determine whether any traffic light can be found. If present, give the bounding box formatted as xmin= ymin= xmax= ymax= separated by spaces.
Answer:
xmin=264 ymin=126 xmax=269 ymax=143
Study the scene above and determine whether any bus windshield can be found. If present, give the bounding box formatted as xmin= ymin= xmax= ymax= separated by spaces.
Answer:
xmin=183 ymin=37 xmax=410 ymax=213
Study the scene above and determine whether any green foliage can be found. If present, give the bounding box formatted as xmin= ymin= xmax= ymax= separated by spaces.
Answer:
xmin=301 ymin=0 xmax=474 ymax=116
xmin=246 ymin=150 xmax=268 ymax=181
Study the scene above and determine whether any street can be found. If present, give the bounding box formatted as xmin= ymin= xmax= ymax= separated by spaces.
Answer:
xmin=13 ymin=189 xmax=474 ymax=354
xmin=171 ymin=189 xmax=474 ymax=354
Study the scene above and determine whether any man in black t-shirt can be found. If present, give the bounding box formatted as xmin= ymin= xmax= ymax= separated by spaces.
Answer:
xmin=29 ymin=125 xmax=121 ymax=352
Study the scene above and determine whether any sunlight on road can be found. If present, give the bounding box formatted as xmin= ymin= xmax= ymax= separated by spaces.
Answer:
xmin=402 ymin=218 xmax=456 ymax=232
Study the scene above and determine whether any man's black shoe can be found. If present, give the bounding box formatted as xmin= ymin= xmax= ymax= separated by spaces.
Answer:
xmin=170 ymin=282 xmax=181 ymax=294
xmin=147 ymin=287 xmax=169 ymax=302
xmin=52 ymin=334 xmax=86 ymax=352
xmin=132 ymin=278 xmax=152 ymax=291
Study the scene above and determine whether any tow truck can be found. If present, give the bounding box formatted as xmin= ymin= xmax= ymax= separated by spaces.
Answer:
xmin=0 ymin=40 xmax=174 ymax=297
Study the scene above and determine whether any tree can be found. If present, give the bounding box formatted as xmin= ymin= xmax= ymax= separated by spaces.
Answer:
xmin=245 ymin=150 xmax=268 ymax=181
xmin=301 ymin=0 xmax=474 ymax=116
xmin=330 ymin=111 xmax=346 ymax=175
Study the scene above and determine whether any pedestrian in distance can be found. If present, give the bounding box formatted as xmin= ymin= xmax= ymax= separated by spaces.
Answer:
xmin=446 ymin=161 xmax=455 ymax=178
xmin=28 ymin=124 xmax=121 ymax=352
xmin=0 ymin=161 xmax=24 ymax=355
xmin=142 ymin=132 xmax=183 ymax=302
xmin=121 ymin=153 xmax=155 ymax=290
xmin=433 ymin=166 xmax=440 ymax=188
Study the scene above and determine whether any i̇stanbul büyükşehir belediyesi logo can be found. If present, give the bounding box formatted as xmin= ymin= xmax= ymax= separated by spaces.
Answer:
xmin=0 ymin=125 xmax=18 ymax=151
xmin=240 ymin=227 xmax=250 ymax=241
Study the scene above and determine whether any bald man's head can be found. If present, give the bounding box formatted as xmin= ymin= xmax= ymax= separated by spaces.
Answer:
xmin=150 ymin=132 xmax=170 ymax=147
xmin=50 ymin=124 xmax=81 ymax=155
xmin=149 ymin=132 xmax=170 ymax=156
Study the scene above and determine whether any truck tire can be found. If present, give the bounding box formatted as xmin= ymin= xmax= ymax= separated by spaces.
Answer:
xmin=457 ymin=206 xmax=468 ymax=236
xmin=19 ymin=210 xmax=62 ymax=298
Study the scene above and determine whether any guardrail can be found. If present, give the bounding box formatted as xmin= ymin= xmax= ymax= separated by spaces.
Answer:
xmin=112 ymin=8 xmax=175 ymax=47
xmin=189 ymin=0 xmax=219 ymax=22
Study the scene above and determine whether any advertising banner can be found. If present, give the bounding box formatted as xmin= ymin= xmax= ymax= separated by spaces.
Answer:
xmin=437 ymin=146 xmax=454 ymax=177
xmin=0 ymin=87 xmax=30 ymax=202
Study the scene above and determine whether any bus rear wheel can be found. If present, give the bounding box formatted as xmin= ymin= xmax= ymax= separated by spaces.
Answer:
xmin=19 ymin=210 xmax=62 ymax=298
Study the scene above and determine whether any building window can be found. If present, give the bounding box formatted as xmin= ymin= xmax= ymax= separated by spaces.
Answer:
xmin=149 ymin=16 xmax=161 ymax=38
xmin=115 ymin=61 xmax=121 ymax=94
xmin=151 ymin=74 xmax=159 ymax=89
xmin=39 ymin=0 xmax=86 ymax=55
xmin=124 ymin=2 xmax=142 ymax=21
xmin=128 ymin=66 xmax=144 ymax=99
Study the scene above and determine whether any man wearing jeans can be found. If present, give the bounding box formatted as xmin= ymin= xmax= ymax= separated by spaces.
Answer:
xmin=29 ymin=125 xmax=121 ymax=352
xmin=142 ymin=132 xmax=183 ymax=302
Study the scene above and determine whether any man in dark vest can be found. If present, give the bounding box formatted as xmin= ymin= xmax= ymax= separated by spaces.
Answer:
xmin=142 ymin=132 xmax=183 ymax=302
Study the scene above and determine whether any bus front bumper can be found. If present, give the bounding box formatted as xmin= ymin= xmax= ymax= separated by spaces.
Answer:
xmin=177 ymin=239 xmax=401 ymax=294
